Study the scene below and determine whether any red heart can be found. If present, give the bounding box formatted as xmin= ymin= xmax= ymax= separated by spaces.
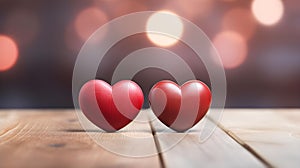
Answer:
xmin=79 ymin=80 xmax=144 ymax=132
xmin=149 ymin=80 xmax=211 ymax=132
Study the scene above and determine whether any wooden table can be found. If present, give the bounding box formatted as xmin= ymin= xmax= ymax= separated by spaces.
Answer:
xmin=0 ymin=109 xmax=299 ymax=168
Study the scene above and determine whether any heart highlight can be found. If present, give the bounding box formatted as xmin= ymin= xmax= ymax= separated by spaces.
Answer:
xmin=79 ymin=80 xmax=144 ymax=132
xmin=149 ymin=80 xmax=211 ymax=132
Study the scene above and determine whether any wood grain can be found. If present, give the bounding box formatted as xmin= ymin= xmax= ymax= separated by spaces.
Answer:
xmin=1 ymin=109 xmax=298 ymax=168
xmin=221 ymin=109 xmax=300 ymax=168
xmin=0 ymin=109 xmax=161 ymax=168
xmin=148 ymin=111 xmax=265 ymax=168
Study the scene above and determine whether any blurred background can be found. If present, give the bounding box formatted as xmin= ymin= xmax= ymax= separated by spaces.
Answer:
xmin=0 ymin=0 xmax=299 ymax=108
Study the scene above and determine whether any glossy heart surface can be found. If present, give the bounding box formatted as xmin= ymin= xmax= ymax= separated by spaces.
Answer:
xmin=79 ymin=80 xmax=144 ymax=132
xmin=149 ymin=80 xmax=211 ymax=132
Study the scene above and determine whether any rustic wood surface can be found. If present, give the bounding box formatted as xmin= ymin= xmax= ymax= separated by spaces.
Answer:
xmin=220 ymin=109 xmax=300 ymax=168
xmin=0 ymin=109 xmax=299 ymax=168
xmin=153 ymin=122 xmax=265 ymax=168
xmin=0 ymin=109 xmax=160 ymax=168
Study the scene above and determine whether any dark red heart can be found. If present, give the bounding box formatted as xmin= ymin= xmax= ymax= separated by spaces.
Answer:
xmin=79 ymin=80 xmax=144 ymax=132
xmin=149 ymin=80 xmax=211 ymax=132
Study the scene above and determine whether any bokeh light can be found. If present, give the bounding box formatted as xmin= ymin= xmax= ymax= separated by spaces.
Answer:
xmin=222 ymin=8 xmax=257 ymax=40
xmin=75 ymin=7 xmax=108 ymax=41
xmin=251 ymin=0 xmax=284 ymax=26
xmin=213 ymin=31 xmax=248 ymax=69
xmin=166 ymin=0 xmax=214 ymax=20
xmin=95 ymin=0 xmax=147 ymax=18
xmin=4 ymin=10 xmax=39 ymax=45
xmin=146 ymin=11 xmax=183 ymax=47
xmin=0 ymin=35 xmax=19 ymax=72
xmin=0 ymin=0 xmax=299 ymax=109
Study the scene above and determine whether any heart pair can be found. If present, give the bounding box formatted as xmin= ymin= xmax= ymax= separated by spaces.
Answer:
xmin=79 ymin=79 xmax=211 ymax=132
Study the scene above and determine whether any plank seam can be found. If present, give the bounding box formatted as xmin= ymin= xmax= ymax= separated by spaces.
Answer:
xmin=216 ymin=120 xmax=274 ymax=168
xmin=148 ymin=118 xmax=166 ymax=168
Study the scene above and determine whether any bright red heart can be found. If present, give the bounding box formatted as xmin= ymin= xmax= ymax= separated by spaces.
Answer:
xmin=79 ymin=80 xmax=144 ymax=132
xmin=149 ymin=80 xmax=211 ymax=132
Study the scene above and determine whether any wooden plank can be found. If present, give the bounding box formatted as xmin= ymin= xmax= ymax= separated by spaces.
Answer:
xmin=221 ymin=109 xmax=300 ymax=168
xmin=148 ymin=111 xmax=265 ymax=168
xmin=0 ymin=109 xmax=161 ymax=168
